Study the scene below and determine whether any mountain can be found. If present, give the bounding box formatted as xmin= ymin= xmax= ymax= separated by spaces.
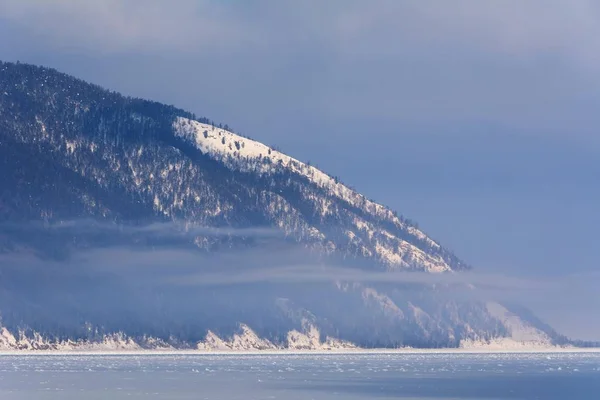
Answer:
xmin=0 ymin=62 xmax=466 ymax=272
xmin=0 ymin=61 xmax=569 ymax=350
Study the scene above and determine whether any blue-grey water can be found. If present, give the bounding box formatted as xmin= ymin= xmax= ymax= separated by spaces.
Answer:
xmin=0 ymin=353 xmax=599 ymax=399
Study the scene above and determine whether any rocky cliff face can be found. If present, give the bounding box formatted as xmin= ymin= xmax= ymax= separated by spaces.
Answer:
xmin=0 ymin=61 xmax=567 ymax=349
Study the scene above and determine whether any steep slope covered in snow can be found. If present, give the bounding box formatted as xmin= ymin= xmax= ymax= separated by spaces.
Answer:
xmin=0 ymin=61 xmax=465 ymax=272
xmin=173 ymin=117 xmax=461 ymax=272
xmin=0 ymin=61 xmax=571 ymax=350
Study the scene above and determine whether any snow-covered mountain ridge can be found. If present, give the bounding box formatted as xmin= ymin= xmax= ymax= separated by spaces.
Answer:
xmin=173 ymin=117 xmax=417 ymax=232
xmin=0 ymin=60 xmax=579 ymax=350
xmin=174 ymin=117 xmax=455 ymax=272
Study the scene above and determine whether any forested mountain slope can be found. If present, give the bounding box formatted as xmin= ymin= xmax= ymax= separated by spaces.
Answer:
xmin=0 ymin=61 xmax=567 ymax=350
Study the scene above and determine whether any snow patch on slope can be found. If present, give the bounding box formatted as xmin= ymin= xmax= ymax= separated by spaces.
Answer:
xmin=173 ymin=117 xmax=450 ymax=272
xmin=196 ymin=324 xmax=276 ymax=351
xmin=459 ymin=303 xmax=553 ymax=350
xmin=0 ymin=328 xmax=17 ymax=349
xmin=0 ymin=329 xmax=143 ymax=351
xmin=286 ymin=325 xmax=356 ymax=351
xmin=195 ymin=323 xmax=356 ymax=352
xmin=173 ymin=118 xmax=408 ymax=226
xmin=486 ymin=302 xmax=552 ymax=343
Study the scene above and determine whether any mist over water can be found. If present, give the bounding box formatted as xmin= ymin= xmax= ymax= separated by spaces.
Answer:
xmin=2 ymin=224 xmax=599 ymax=343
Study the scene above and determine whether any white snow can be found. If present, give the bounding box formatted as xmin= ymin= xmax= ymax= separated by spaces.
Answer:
xmin=197 ymin=324 xmax=276 ymax=351
xmin=0 ymin=327 xmax=17 ymax=349
xmin=173 ymin=118 xmax=394 ymax=223
xmin=1 ymin=320 xmax=591 ymax=354
xmin=459 ymin=303 xmax=553 ymax=350
xmin=0 ymin=328 xmax=141 ymax=352
xmin=485 ymin=302 xmax=552 ymax=344
xmin=196 ymin=323 xmax=356 ymax=352
xmin=0 ymin=322 xmax=354 ymax=352
xmin=173 ymin=117 xmax=450 ymax=272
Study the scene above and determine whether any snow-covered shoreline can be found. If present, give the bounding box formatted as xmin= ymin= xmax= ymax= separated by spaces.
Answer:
xmin=3 ymin=310 xmax=596 ymax=355
xmin=1 ymin=347 xmax=599 ymax=356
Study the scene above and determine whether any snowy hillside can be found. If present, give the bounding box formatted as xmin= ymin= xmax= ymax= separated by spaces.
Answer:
xmin=0 ymin=60 xmax=573 ymax=350
xmin=174 ymin=117 xmax=457 ymax=272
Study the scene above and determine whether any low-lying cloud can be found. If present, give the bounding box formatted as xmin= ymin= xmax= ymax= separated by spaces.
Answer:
xmin=1 ymin=219 xmax=599 ymax=341
xmin=0 ymin=219 xmax=281 ymax=238
xmin=2 ymin=241 xmax=599 ymax=341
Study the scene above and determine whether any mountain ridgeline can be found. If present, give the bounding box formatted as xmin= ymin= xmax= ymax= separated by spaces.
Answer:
xmin=0 ymin=61 xmax=568 ymax=350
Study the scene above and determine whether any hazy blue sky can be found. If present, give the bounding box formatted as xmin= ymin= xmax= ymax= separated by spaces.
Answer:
xmin=1 ymin=1 xmax=599 ymax=336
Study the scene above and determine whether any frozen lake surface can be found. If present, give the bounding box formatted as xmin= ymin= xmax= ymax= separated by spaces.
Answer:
xmin=1 ymin=352 xmax=599 ymax=399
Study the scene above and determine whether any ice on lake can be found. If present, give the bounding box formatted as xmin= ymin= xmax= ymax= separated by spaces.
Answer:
xmin=1 ymin=352 xmax=599 ymax=399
